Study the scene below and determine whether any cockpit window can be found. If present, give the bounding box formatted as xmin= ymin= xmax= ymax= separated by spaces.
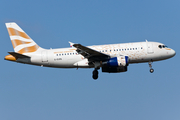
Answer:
xmin=162 ymin=45 xmax=168 ymax=48
xmin=158 ymin=45 xmax=162 ymax=49
xmin=158 ymin=45 xmax=168 ymax=49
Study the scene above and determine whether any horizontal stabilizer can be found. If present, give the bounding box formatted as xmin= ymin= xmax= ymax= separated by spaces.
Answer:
xmin=8 ymin=52 xmax=30 ymax=59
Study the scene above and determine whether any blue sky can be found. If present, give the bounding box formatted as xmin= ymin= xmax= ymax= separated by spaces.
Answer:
xmin=0 ymin=0 xmax=180 ymax=120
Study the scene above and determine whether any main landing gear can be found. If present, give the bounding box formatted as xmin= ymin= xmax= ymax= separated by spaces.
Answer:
xmin=148 ymin=61 xmax=154 ymax=73
xmin=92 ymin=69 xmax=99 ymax=80
xmin=92 ymin=62 xmax=101 ymax=80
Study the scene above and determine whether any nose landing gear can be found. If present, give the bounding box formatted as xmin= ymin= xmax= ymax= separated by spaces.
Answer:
xmin=150 ymin=68 xmax=154 ymax=73
xmin=148 ymin=61 xmax=154 ymax=73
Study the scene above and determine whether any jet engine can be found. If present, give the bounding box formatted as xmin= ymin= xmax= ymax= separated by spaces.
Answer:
xmin=102 ymin=56 xmax=129 ymax=73
xmin=103 ymin=56 xmax=129 ymax=67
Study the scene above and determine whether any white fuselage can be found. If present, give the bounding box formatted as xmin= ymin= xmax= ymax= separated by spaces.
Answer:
xmin=24 ymin=41 xmax=175 ymax=68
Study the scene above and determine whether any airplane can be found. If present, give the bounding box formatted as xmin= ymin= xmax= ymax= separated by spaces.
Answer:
xmin=4 ymin=22 xmax=176 ymax=80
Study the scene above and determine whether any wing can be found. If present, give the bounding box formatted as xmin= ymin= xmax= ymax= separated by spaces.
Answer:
xmin=71 ymin=42 xmax=110 ymax=61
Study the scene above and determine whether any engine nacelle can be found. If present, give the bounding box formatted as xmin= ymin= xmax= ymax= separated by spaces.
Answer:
xmin=102 ymin=66 xmax=127 ymax=73
xmin=104 ymin=56 xmax=129 ymax=67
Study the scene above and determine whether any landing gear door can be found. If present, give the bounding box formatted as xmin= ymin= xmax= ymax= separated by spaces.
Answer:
xmin=41 ymin=51 xmax=48 ymax=62
xmin=146 ymin=40 xmax=154 ymax=54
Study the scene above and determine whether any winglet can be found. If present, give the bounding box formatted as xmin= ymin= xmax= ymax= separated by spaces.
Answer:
xmin=69 ymin=41 xmax=74 ymax=47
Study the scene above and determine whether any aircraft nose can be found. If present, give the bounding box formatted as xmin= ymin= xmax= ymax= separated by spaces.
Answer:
xmin=171 ymin=49 xmax=176 ymax=57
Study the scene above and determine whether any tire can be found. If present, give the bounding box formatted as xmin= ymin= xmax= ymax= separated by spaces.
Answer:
xmin=92 ymin=70 xmax=99 ymax=80
xmin=150 ymin=69 xmax=154 ymax=73
xmin=93 ymin=70 xmax=98 ymax=76
xmin=93 ymin=75 xmax=98 ymax=80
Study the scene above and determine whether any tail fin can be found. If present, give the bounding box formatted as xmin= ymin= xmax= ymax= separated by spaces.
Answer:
xmin=5 ymin=22 xmax=40 ymax=54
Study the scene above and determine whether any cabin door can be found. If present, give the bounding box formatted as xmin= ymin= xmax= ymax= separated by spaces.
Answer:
xmin=41 ymin=51 xmax=48 ymax=62
xmin=146 ymin=41 xmax=154 ymax=54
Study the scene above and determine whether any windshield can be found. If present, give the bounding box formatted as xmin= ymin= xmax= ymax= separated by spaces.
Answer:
xmin=158 ymin=45 xmax=168 ymax=49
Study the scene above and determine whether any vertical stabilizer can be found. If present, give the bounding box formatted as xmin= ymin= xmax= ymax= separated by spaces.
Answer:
xmin=5 ymin=22 xmax=40 ymax=54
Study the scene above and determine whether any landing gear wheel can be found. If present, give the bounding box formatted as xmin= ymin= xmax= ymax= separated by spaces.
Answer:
xmin=148 ymin=61 xmax=154 ymax=73
xmin=150 ymin=68 xmax=154 ymax=73
xmin=92 ymin=70 xmax=98 ymax=80
xmin=93 ymin=75 xmax=98 ymax=80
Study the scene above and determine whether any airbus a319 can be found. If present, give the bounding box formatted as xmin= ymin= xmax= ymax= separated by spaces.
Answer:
xmin=5 ymin=22 xmax=176 ymax=80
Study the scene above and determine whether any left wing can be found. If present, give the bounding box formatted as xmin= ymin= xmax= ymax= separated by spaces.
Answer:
xmin=70 ymin=42 xmax=110 ymax=61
